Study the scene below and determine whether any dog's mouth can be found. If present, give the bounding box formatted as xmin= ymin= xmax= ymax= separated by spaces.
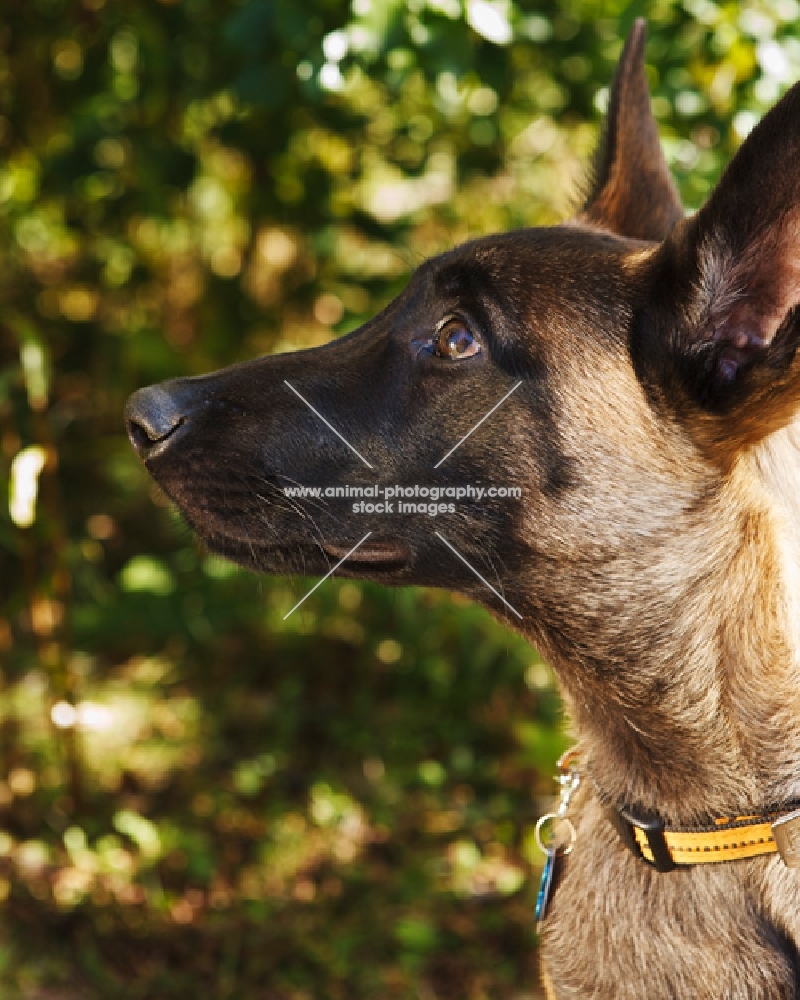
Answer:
xmin=194 ymin=526 xmax=411 ymax=577
xmin=321 ymin=538 xmax=411 ymax=573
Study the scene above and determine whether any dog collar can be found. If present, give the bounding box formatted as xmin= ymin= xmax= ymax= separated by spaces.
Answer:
xmin=539 ymin=754 xmax=800 ymax=879
xmin=608 ymin=803 xmax=800 ymax=873
xmin=534 ymin=756 xmax=800 ymax=930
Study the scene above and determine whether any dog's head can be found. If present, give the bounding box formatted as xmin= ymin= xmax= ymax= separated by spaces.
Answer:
xmin=126 ymin=22 xmax=800 ymax=664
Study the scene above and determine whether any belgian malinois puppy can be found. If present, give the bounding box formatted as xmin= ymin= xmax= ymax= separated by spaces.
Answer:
xmin=126 ymin=20 xmax=800 ymax=998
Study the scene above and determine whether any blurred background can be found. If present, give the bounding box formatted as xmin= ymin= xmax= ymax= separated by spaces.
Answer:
xmin=0 ymin=0 xmax=796 ymax=996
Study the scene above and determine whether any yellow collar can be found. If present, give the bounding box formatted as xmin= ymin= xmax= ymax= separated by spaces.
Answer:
xmin=610 ymin=804 xmax=800 ymax=872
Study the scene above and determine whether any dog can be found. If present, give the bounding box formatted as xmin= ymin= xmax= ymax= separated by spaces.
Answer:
xmin=126 ymin=20 xmax=800 ymax=998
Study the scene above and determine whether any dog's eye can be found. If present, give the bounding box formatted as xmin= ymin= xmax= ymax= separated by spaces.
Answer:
xmin=434 ymin=320 xmax=481 ymax=360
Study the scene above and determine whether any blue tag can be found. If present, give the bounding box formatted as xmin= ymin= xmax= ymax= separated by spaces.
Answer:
xmin=535 ymin=847 xmax=556 ymax=929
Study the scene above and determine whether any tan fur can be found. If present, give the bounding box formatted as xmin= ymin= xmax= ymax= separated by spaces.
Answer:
xmin=520 ymin=220 xmax=800 ymax=992
xmin=538 ymin=371 xmax=800 ymax=996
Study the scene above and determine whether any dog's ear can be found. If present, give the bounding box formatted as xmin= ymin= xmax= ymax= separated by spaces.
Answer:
xmin=582 ymin=19 xmax=683 ymax=241
xmin=642 ymin=80 xmax=800 ymax=459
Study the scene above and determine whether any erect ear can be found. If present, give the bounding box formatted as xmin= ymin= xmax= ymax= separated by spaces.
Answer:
xmin=582 ymin=19 xmax=683 ymax=241
xmin=639 ymin=80 xmax=800 ymax=460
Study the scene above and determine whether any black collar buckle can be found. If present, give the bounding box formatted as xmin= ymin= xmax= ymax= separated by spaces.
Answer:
xmin=608 ymin=805 xmax=677 ymax=873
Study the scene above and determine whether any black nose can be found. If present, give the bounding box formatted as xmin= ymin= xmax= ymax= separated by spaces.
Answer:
xmin=125 ymin=384 xmax=188 ymax=460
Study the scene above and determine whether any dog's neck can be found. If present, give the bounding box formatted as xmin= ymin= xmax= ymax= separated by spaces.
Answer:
xmin=538 ymin=418 xmax=800 ymax=827
xmin=753 ymin=417 xmax=800 ymax=663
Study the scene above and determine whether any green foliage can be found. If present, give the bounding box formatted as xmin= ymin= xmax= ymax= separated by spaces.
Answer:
xmin=0 ymin=0 xmax=796 ymax=995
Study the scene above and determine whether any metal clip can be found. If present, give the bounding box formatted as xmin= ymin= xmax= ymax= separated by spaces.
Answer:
xmin=772 ymin=809 xmax=800 ymax=868
xmin=534 ymin=750 xmax=581 ymax=857
xmin=554 ymin=749 xmax=581 ymax=816
xmin=534 ymin=750 xmax=581 ymax=930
